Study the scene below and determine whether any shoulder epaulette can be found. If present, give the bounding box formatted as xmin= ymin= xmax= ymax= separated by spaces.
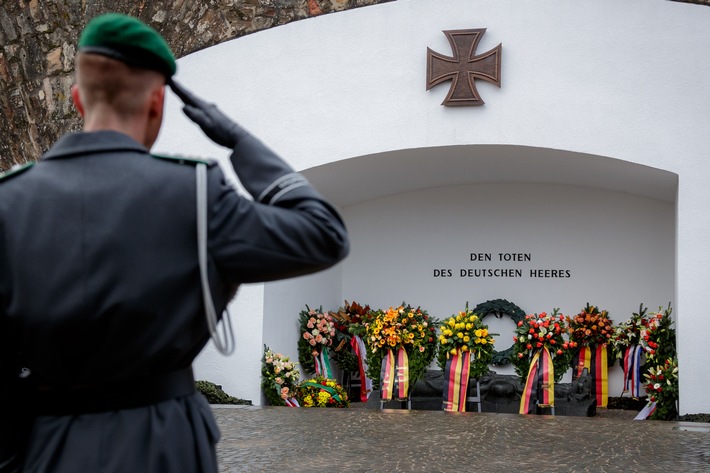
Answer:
xmin=0 ymin=162 xmax=35 ymax=182
xmin=152 ymin=153 xmax=214 ymax=166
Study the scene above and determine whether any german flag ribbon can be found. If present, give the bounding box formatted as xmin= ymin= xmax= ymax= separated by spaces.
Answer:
xmin=350 ymin=335 xmax=373 ymax=403
xmin=577 ymin=345 xmax=608 ymax=408
xmin=393 ymin=347 xmax=409 ymax=400
xmin=442 ymin=349 xmax=471 ymax=412
xmin=622 ymin=345 xmax=643 ymax=398
xmin=380 ymin=348 xmax=409 ymax=401
xmin=313 ymin=348 xmax=332 ymax=379
xmin=380 ymin=349 xmax=396 ymax=400
xmin=519 ymin=347 xmax=555 ymax=414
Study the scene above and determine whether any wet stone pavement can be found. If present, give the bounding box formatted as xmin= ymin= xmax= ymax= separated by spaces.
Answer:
xmin=212 ymin=405 xmax=710 ymax=472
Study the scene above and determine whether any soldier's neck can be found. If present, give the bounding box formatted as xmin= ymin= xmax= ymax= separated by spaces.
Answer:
xmin=83 ymin=111 xmax=150 ymax=149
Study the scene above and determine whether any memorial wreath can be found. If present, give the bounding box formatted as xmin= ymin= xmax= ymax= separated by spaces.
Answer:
xmin=437 ymin=304 xmax=496 ymax=412
xmin=364 ymin=303 xmax=438 ymax=400
xmin=611 ymin=304 xmax=651 ymax=398
xmin=513 ymin=309 xmax=575 ymax=414
xmin=641 ymin=304 xmax=678 ymax=420
xmin=512 ymin=309 xmax=574 ymax=381
xmin=611 ymin=304 xmax=650 ymax=356
xmin=297 ymin=306 xmax=336 ymax=377
xmin=261 ymin=345 xmax=300 ymax=407
xmin=567 ymin=303 xmax=615 ymax=408
xmin=471 ymin=299 xmax=525 ymax=366
xmin=643 ymin=357 xmax=678 ymax=420
xmin=296 ymin=376 xmax=350 ymax=408
xmin=567 ymin=303 xmax=614 ymax=347
xmin=330 ymin=300 xmax=375 ymax=402
xmin=437 ymin=304 xmax=495 ymax=378
xmin=330 ymin=300 xmax=372 ymax=375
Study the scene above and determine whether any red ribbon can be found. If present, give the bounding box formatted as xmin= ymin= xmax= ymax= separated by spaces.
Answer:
xmin=350 ymin=335 xmax=372 ymax=403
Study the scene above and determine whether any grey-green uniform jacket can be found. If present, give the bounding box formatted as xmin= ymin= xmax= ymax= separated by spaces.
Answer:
xmin=0 ymin=130 xmax=349 ymax=472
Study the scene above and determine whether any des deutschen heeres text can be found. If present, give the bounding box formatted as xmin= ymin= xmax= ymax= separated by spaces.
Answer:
xmin=433 ymin=269 xmax=571 ymax=278
xmin=433 ymin=252 xmax=572 ymax=278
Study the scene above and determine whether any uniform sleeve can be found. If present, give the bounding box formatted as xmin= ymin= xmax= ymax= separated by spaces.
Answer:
xmin=207 ymin=133 xmax=349 ymax=284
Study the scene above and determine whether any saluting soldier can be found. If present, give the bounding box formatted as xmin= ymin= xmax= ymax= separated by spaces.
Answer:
xmin=0 ymin=13 xmax=349 ymax=473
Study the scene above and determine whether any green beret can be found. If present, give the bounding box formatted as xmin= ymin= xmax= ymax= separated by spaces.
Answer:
xmin=78 ymin=13 xmax=176 ymax=78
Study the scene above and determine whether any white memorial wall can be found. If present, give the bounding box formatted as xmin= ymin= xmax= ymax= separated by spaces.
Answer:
xmin=156 ymin=0 xmax=710 ymax=414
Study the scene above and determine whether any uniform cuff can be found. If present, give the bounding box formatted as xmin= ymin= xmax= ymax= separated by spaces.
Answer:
xmin=257 ymin=172 xmax=311 ymax=205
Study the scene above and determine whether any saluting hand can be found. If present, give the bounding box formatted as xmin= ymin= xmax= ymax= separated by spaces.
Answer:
xmin=169 ymin=79 xmax=245 ymax=149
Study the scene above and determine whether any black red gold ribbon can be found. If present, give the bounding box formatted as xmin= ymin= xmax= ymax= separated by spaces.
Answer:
xmin=380 ymin=349 xmax=395 ymax=400
xmin=443 ymin=349 xmax=471 ymax=412
xmin=393 ymin=347 xmax=409 ymax=400
xmin=576 ymin=344 xmax=608 ymax=408
xmin=380 ymin=348 xmax=409 ymax=401
xmin=519 ymin=347 xmax=555 ymax=414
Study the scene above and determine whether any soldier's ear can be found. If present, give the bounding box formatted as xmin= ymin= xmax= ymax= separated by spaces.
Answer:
xmin=71 ymin=84 xmax=85 ymax=118
xmin=147 ymin=85 xmax=165 ymax=120
xmin=143 ymin=85 xmax=165 ymax=149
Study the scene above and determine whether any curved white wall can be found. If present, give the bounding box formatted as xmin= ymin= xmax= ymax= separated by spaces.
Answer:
xmin=156 ymin=0 xmax=710 ymax=413
xmin=341 ymin=182 xmax=675 ymax=316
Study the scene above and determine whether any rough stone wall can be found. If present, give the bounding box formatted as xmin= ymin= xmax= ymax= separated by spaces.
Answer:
xmin=1 ymin=0 xmax=706 ymax=171
xmin=0 ymin=0 xmax=392 ymax=171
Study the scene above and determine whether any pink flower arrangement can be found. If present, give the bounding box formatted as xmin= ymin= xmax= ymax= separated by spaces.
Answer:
xmin=261 ymin=345 xmax=300 ymax=406
xmin=298 ymin=305 xmax=337 ymax=375
xmin=301 ymin=308 xmax=336 ymax=356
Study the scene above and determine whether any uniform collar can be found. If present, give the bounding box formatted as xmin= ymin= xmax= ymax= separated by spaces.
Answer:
xmin=42 ymin=130 xmax=150 ymax=160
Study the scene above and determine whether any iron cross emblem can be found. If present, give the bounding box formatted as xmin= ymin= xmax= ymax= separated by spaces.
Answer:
xmin=426 ymin=29 xmax=502 ymax=106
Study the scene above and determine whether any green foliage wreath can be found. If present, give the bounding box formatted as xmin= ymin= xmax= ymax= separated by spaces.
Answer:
xmin=471 ymin=299 xmax=526 ymax=366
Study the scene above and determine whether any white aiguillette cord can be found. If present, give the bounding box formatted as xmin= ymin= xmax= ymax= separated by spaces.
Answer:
xmin=197 ymin=163 xmax=236 ymax=356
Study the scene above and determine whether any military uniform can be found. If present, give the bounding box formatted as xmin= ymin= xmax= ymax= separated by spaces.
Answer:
xmin=0 ymin=13 xmax=348 ymax=473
